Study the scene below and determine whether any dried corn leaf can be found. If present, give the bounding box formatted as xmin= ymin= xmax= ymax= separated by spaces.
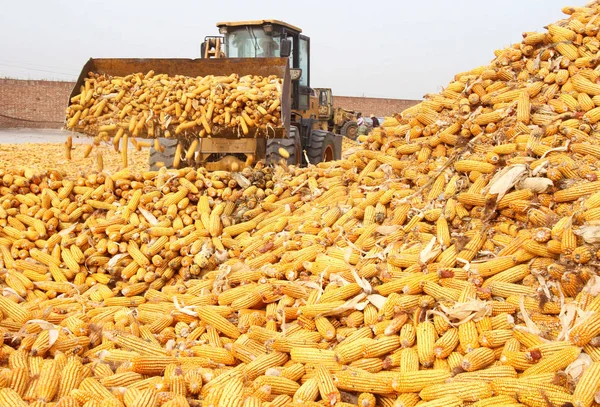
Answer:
xmin=486 ymin=164 xmax=527 ymax=202
xmin=518 ymin=177 xmax=554 ymax=193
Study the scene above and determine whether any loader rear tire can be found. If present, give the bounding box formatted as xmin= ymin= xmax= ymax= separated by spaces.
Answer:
xmin=307 ymin=130 xmax=336 ymax=165
xmin=149 ymin=138 xmax=180 ymax=170
xmin=340 ymin=120 xmax=358 ymax=140
xmin=266 ymin=126 xmax=301 ymax=166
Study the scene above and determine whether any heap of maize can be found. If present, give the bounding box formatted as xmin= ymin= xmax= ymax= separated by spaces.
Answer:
xmin=5 ymin=2 xmax=600 ymax=406
xmin=341 ymin=137 xmax=362 ymax=157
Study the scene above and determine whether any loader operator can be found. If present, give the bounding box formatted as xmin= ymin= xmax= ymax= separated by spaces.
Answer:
xmin=228 ymin=30 xmax=278 ymax=58
xmin=257 ymin=38 xmax=279 ymax=58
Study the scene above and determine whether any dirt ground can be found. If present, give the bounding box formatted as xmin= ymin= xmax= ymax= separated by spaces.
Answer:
xmin=0 ymin=129 xmax=149 ymax=177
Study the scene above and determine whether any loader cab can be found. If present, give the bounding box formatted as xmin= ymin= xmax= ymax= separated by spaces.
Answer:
xmin=316 ymin=88 xmax=333 ymax=120
xmin=214 ymin=20 xmax=312 ymax=112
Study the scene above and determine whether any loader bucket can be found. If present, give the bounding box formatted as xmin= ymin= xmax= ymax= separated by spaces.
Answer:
xmin=68 ymin=57 xmax=291 ymax=139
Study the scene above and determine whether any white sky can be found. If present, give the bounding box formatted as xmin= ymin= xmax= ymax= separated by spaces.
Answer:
xmin=0 ymin=0 xmax=587 ymax=100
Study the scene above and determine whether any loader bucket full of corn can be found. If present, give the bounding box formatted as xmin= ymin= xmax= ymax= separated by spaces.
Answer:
xmin=6 ymin=2 xmax=600 ymax=407
xmin=64 ymin=58 xmax=291 ymax=144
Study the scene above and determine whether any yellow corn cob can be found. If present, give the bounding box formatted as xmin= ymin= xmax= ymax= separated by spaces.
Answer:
xmin=293 ymin=377 xmax=319 ymax=404
xmin=0 ymin=388 xmax=27 ymax=407
xmin=130 ymin=356 xmax=178 ymax=375
xmin=289 ymin=348 xmax=338 ymax=369
xmin=516 ymin=91 xmax=530 ymax=123
xmin=33 ymin=359 xmax=59 ymax=403
xmin=433 ymin=328 xmax=459 ymax=358
xmin=458 ymin=320 xmax=480 ymax=353
xmin=391 ymin=369 xmax=452 ymax=393
xmin=397 ymin=347 xmax=419 ymax=372
xmin=419 ymin=381 xmax=492 ymax=402
xmin=481 ymin=264 xmax=529 ymax=287
xmin=570 ymin=313 xmax=600 ymax=346
xmin=310 ymin=364 xmax=340 ymax=405
xmin=555 ymin=181 xmax=600 ymax=202
xmin=79 ymin=377 xmax=114 ymax=401
xmin=478 ymin=329 xmax=513 ymax=348
xmin=215 ymin=376 xmax=243 ymax=407
xmin=356 ymin=392 xmax=376 ymax=407
xmin=0 ymin=296 xmax=32 ymax=324
xmin=517 ymin=388 xmax=573 ymax=407
xmin=253 ymin=375 xmax=300 ymax=396
xmin=99 ymin=372 xmax=144 ymax=388
xmin=571 ymin=361 xmax=600 ymax=407
xmin=461 ymin=347 xmax=496 ymax=371
xmin=471 ymin=394 xmax=519 ymax=407
xmin=572 ymin=74 xmax=600 ymax=95
xmin=522 ymin=345 xmax=581 ymax=376
xmin=130 ymin=388 xmax=158 ymax=407
xmin=127 ymin=241 xmax=149 ymax=267
xmin=415 ymin=320 xmax=436 ymax=367
xmin=362 ymin=336 xmax=400 ymax=358
xmin=454 ymin=365 xmax=517 ymax=382
xmin=332 ymin=369 xmax=395 ymax=394
xmin=455 ymin=160 xmax=496 ymax=174
xmin=183 ymin=369 xmax=203 ymax=395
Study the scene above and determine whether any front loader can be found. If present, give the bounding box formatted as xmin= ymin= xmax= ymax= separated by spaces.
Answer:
xmin=314 ymin=88 xmax=360 ymax=140
xmin=66 ymin=20 xmax=342 ymax=171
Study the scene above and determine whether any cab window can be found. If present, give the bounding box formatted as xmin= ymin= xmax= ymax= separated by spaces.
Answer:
xmin=226 ymin=26 xmax=282 ymax=58
xmin=319 ymin=90 xmax=328 ymax=106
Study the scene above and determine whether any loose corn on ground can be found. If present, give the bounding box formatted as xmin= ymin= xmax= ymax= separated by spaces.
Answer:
xmin=0 ymin=143 xmax=149 ymax=178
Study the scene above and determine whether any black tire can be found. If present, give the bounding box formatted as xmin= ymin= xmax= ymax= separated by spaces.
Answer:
xmin=266 ymin=126 xmax=300 ymax=166
xmin=307 ymin=130 xmax=336 ymax=165
xmin=340 ymin=120 xmax=358 ymax=140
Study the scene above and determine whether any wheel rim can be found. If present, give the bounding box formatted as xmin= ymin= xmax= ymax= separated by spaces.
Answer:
xmin=347 ymin=125 xmax=358 ymax=140
xmin=323 ymin=145 xmax=334 ymax=162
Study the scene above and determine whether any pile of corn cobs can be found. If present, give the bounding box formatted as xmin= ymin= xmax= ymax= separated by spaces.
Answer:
xmin=4 ymin=2 xmax=600 ymax=407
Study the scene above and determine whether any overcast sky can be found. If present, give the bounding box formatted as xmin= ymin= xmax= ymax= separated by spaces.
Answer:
xmin=0 ymin=0 xmax=587 ymax=100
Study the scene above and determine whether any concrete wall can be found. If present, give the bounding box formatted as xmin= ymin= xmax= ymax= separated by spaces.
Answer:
xmin=333 ymin=95 xmax=420 ymax=117
xmin=0 ymin=78 xmax=75 ymax=129
xmin=0 ymin=78 xmax=420 ymax=129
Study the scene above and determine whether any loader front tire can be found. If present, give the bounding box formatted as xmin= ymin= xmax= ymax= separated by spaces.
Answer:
xmin=266 ymin=126 xmax=301 ymax=166
xmin=307 ymin=130 xmax=336 ymax=165
xmin=340 ymin=120 xmax=358 ymax=140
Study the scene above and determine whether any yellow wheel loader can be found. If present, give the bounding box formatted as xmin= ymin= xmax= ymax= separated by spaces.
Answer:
xmin=67 ymin=20 xmax=342 ymax=170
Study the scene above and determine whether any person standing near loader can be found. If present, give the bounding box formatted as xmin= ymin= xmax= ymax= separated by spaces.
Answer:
xmin=370 ymin=114 xmax=380 ymax=128
xmin=357 ymin=113 xmax=368 ymax=136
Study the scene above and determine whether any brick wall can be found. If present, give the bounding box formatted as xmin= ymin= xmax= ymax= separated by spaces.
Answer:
xmin=0 ymin=78 xmax=75 ymax=129
xmin=333 ymin=95 xmax=420 ymax=117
